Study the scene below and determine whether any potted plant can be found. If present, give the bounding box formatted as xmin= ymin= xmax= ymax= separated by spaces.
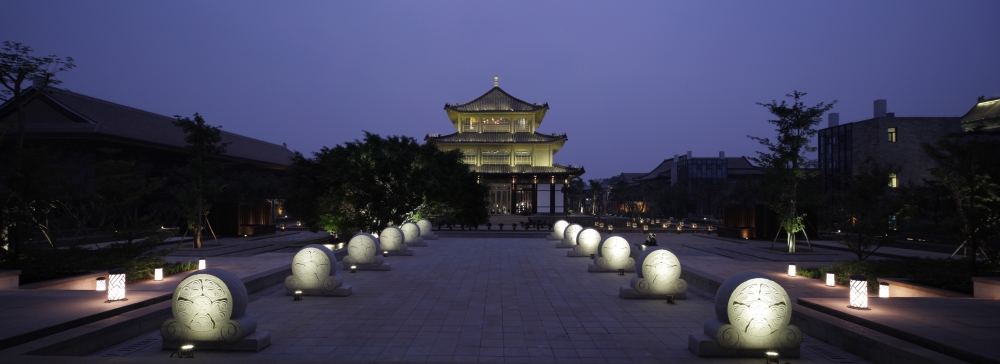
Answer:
xmin=512 ymin=223 xmax=517 ymax=231
xmin=520 ymin=221 xmax=527 ymax=230
xmin=487 ymin=222 xmax=492 ymax=230
xmin=499 ymin=223 xmax=504 ymax=230
xmin=448 ymin=223 xmax=453 ymax=231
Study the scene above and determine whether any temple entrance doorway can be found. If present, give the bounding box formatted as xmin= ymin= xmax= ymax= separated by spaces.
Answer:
xmin=489 ymin=183 xmax=510 ymax=215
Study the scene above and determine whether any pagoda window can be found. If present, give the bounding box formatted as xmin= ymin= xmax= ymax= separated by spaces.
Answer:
xmin=515 ymin=118 xmax=530 ymax=132
xmin=461 ymin=150 xmax=477 ymax=164
xmin=482 ymin=117 xmax=511 ymax=132
xmin=461 ymin=118 xmax=479 ymax=132
xmin=515 ymin=150 xmax=532 ymax=165
xmin=481 ymin=150 xmax=511 ymax=165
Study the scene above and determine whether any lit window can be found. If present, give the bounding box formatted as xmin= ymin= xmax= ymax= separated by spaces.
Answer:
xmin=888 ymin=173 xmax=898 ymax=188
xmin=514 ymin=150 xmax=531 ymax=165
xmin=482 ymin=118 xmax=511 ymax=132
xmin=461 ymin=150 xmax=476 ymax=164
xmin=888 ymin=127 xmax=897 ymax=142
xmin=515 ymin=118 xmax=530 ymax=132
xmin=481 ymin=150 xmax=510 ymax=165
xmin=461 ymin=118 xmax=479 ymax=132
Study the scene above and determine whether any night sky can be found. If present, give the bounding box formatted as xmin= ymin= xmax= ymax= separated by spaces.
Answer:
xmin=3 ymin=1 xmax=998 ymax=179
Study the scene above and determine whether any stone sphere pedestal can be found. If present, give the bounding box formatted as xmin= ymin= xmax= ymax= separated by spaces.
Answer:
xmin=588 ymin=235 xmax=636 ymax=273
xmin=619 ymin=247 xmax=687 ymax=299
xmin=284 ymin=244 xmax=352 ymax=296
xmin=161 ymin=268 xmax=271 ymax=352
xmin=688 ymin=272 xmax=801 ymax=358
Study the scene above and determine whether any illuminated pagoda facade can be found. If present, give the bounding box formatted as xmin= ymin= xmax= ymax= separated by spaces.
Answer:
xmin=426 ymin=77 xmax=584 ymax=215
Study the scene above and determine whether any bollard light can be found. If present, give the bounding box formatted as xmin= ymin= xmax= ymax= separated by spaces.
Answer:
xmin=788 ymin=264 xmax=796 ymax=277
xmin=766 ymin=351 xmax=780 ymax=363
xmin=879 ymin=282 xmax=890 ymax=298
xmin=172 ymin=344 xmax=194 ymax=358
xmin=107 ymin=268 xmax=127 ymax=302
xmin=617 ymin=268 xmax=625 ymax=276
xmin=293 ymin=290 xmax=303 ymax=301
xmin=849 ymin=274 xmax=869 ymax=309
xmin=96 ymin=277 xmax=107 ymax=291
xmin=608 ymin=225 xmax=613 ymax=231
xmin=198 ymin=258 xmax=206 ymax=270
xmin=350 ymin=265 xmax=357 ymax=273
xmin=383 ymin=250 xmax=388 ymax=257
xmin=826 ymin=273 xmax=835 ymax=287
xmin=643 ymin=225 xmax=649 ymax=232
xmin=666 ymin=294 xmax=675 ymax=304
xmin=154 ymin=267 xmax=163 ymax=281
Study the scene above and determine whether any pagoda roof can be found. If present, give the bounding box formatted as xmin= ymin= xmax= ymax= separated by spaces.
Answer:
xmin=427 ymin=131 xmax=566 ymax=144
xmin=445 ymin=87 xmax=547 ymax=113
xmin=471 ymin=163 xmax=584 ymax=175
xmin=961 ymin=96 xmax=1000 ymax=124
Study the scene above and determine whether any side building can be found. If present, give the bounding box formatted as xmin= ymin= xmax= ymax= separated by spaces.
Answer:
xmin=0 ymin=86 xmax=295 ymax=236
xmin=426 ymin=77 xmax=584 ymax=215
xmin=817 ymin=99 xmax=960 ymax=191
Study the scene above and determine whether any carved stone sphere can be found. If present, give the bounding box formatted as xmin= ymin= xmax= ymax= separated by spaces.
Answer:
xmin=379 ymin=226 xmax=405 ymax=251
xmin=552 ymin=220 xmax=569 ymax=239
xmin=416 ymin=219 xmax=433 ymax=237
xmin=562 ymin=224 xmax=583 ymax=246
xmin=573 ymin=228 xmax=602 ymax=255
xmin=596 ymin=235 xmax=635 ymax=270
xmin=401 ymin=222 xmax=422 ymax=243
xmin=346 ymin=233 xmax=380 ymax=264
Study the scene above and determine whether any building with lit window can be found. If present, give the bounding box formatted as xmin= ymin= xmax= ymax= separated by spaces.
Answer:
xmin=817 ymin=99 xmax=960 ymax=191
xmin=425 ymin=77 xmax=584 ymax=215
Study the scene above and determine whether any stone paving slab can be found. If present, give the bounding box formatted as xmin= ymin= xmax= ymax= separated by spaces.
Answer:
xmin=86 ymin=236 xmax=867 ymax=363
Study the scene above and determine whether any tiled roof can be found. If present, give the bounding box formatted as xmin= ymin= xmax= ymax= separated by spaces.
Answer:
xmin=961 ymin=97 xmax=1000 ymax=124
xmin=619 ymin=173 xmax=646 ymax=184
xmin=16 ymin=87 xmax=294 ymax=167
xmin=471 ymin=164 xmax=584 ymax=175
xmin=445 ymin=87 xmax=547 ymax=113
xmin=427 ymin=132 xmax=566 ymax=144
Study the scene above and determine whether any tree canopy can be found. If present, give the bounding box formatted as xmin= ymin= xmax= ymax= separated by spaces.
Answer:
xmin=748 ymin=91 xmax=835 ymax=252
xmin=287 ymin=131 xmax=488 ymax=234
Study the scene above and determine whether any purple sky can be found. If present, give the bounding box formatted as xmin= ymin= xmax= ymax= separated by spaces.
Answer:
xmin=4 ymin=1 xmax=998 ymax=179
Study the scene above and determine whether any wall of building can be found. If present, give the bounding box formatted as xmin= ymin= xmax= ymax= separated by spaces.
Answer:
xmin=851 ymin=117 xmax=960 ymax=186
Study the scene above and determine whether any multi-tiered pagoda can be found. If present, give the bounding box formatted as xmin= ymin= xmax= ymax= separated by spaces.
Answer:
xmin=426 ymin=77 xmax=584 ymax=215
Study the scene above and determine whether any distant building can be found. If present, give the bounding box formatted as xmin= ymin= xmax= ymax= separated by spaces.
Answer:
xmin=638 ymin=151 xmax=762 ymax=191
xmin=0 ymin=86 xmax=294 ymax=236
xmin=817 ymin=99 xmax=960 ymax=191
xmin=425 ymin=77 xmax=584 ymax=215
xmin=960 ymin=96 xmax=1000 ymax=133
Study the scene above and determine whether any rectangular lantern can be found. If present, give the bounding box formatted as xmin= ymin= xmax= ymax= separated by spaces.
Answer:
xmin=198 ymin=258 xmax=206 ymax=270
xmin=662 ymin=223 xmax=668 ymax=228
xmin=849 ymin=274 xmax=868 ymax=309
xmin=788 ymin=264 xmax=796 ymax=277
xmin=879 ymin=282 xmax=890 ymax=298
xmin=154 ymin=267 xmax=163 ymax=281
xmin=107 ymin=268 xmax=126 ymax=302
xmin=608 ymin=225 xmax=613 ymax=231
xmin=96 ymin=277 xmax=106 ymax=291
xmin=643 ymin=225 xmax=649 ymax=231
xmin=826 ymin=273 xmax=835 ymax=287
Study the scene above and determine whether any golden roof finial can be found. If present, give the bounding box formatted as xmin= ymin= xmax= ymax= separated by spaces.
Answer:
xmin=494 ymin=75 xmax=499 ymax=87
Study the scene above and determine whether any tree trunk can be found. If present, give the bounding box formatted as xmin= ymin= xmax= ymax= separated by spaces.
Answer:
xmin=195 ymin=174 xmax=203 ymax=249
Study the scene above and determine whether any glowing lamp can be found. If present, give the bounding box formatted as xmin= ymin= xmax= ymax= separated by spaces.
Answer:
xmin=707 ymin=226 xmax=714 ymax=232
xmin=294 ymin=290 xmax=303 ymax=301
xmin=692 ymin=223 xmax=698 ymax=229
xmin=383 ymin=250 xmax=388 ymax=257
xmin=826 ymin=273 xmax=835 ymax=287
xmin=678 ymin=222 xmax=684 ymax=228
xmin=787 ymin=264 xmax=796 ymax=277
xmin=879 ymin=282 xmax=890 ymax=298
xmin=766 ymin=351 xmax=780 ymax=363
xmin=666 ymin=295 xmax=675 ymax=304
xmin=323 ymin=244 xmax=334 ymax=251
xmin=662 ymin=223 xmax=668 ymax=228
xmin=296 ymin=221 xmax=302 ymax=227
xmin=176 ymin=344 xmax=194 ymax=358
xmin=154 ymin=267 xmax=163 ymax=281
xmin=107 ymin=268 xmax=126 ymax=302
xmin=849 ymin=274 xmax=869 ymax=309
xmin=641 ymin=244 xmax=647 ymax=251
xmin=608 ymin=225 xmax=613 ymax=231
xmin=350 ymin=265 xmax=357 ymax=273
xmin=96 ymin=277 xmax=107 ymax=291
xmin=655 ymin=219 xmax=661 ymax=224
xmin=590 ymin=254 xmax=595 ymax=259
xmin=642 ymin=225 xmax=649 ymax=231
xmin=617 ymin=268 xmax=625 ymax=276
xmin=676 ymin=226 xmax=682 ymax=231
xmin=279 ymin=224 xmax=286 ymax=231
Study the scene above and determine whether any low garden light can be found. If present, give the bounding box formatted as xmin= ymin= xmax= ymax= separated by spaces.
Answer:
xmin=787 ymin=264 xmax=796 ymax=277
xmin=383 ymin=250 xmax=388 ymax=257
xmin=879 ymin=282 xmax=890 ymax=298
xmin=617 ymin=268 xmax=625 ymax=276
xmin=662 ymin=223 xmax=668 ymax=228
xmin=154 ymin=267 xmax=163 ymax=281
xmin=293 ymin=290 xmax=303 ymax=301
xmin=107 ymin=268 xmax=127 ymax=302
xmin=692 ymin=223 xmax=698 ymax=229
xmin=826 ymin=273 xmax=835 ymax=287
xmin=766 ymin=351 xmax=780 ymax=363
xmin=350 ymin=265 xmax=357 ymax=273
xmin=296 ymin=221 xmax=302 ymax=227
xmin=666 ymin=294 xmax=675 ymax=304
xmin=96 ymin=277 xmax=106 ymax=291
xmin=608 ymin=225 xmax=613 ymax=231
xmin=642 ymin=225 xmax=649 ymax=232
xmin=849 ymin=274 xmax=869 ymax=309
xmin=171 ymin=344 xmax=194 ymax=358
xmin=590 ymin=254 xmax=595 ymax=259
xmin=641 ymin=244 xmax=647 ymax=251
xmin=198 ymin=258 xmax=206 ymax=270
xmin=324 ymin=244 xmax=335 ymax=251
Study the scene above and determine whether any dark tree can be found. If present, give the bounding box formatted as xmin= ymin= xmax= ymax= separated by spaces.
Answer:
xmin=173 ymin=113 xmax=229 ymax=249
xmin=922 ymin=134 xmax=1000 ymax=274
xmin=287 ymin=131 xmax=487 ymax=235
xmin=0 ymin=41 xmax=75 ymax=149
xmin=829 ymin=157 xmax=904 ymax=261
xmin=748 ymin=91 xmax=835 ymax=252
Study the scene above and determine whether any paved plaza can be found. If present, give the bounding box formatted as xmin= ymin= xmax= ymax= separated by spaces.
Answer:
xmin=3 ymin=231 xmax=997 ymax=363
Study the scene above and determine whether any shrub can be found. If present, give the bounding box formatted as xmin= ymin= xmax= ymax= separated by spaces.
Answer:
xmin=801 ymin=258 xmax=1000 ymax=294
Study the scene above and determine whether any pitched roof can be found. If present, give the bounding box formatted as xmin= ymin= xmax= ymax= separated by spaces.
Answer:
xmin=427 ymin=131 xmax=566 ymax=144
xmin=10 ymin=87 xmax=294 ymax=167
xmin=961 ymin=96 xmax=1000 ymax=125
xmin=619 ymin=173 xmax=646 ymax=184
xmin=445 ymin=87 xmax=547 ymax=113
xmin=471 ymin=163 xmax=584 ymax=175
